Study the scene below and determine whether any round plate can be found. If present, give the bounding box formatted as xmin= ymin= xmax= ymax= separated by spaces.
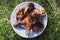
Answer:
xmin=11 ymin=1 xmax=47 ymax=38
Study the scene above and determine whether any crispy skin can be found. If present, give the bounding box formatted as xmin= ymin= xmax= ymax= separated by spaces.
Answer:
xmin=15 ymin=15 xmax=32 ymax=35
xmin=31 ymin=9 xmax=45 ymax=32
xmin=16 ymin=3 xmax=35 ymax=21
xmin=16 ymin=7 xmax=29 ymax=21
xmin=32 ymin=22 xmax=44 ymax=32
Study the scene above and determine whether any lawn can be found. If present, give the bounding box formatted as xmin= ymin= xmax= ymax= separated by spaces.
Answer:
xmin=0 ymin=0 xmax=60 ymax=40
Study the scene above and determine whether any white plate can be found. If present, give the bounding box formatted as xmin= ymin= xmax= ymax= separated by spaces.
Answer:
xmin=11 ymin=1 xmax=47 ymax=38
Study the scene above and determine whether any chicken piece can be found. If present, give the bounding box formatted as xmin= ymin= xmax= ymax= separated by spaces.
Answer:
xmin=14 ymin=15 xmax=32 ymax=35
xmin=31 ymin=9 xmax=45 ymax=32
xmin=16 ymin=3 xmax=35 ymax=21
xmin=32 ymin=22 xmax=44 ymax=32
xmin=14 ymin=20 xmax=26 ymax=27
xmin=16 ymin=8 xmax=25 ymax=21
xmin=39 ymin=9 xmax=46 ymax=17
xmin=34 ymin=9 xmax=46 ymax=17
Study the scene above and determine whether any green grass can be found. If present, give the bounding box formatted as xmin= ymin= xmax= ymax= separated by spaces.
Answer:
xmin=0 ymin=0 xmax=60 ymax=40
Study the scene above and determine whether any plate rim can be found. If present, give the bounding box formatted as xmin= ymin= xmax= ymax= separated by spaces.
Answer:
xmin=10 ymin=1 xmax=48 ymax=38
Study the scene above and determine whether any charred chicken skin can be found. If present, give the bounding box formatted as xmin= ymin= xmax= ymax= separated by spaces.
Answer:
xmin=16 ymin=3 xmax=35 ymax=21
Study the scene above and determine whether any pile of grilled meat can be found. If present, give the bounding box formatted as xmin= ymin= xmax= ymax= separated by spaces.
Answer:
xmin=14 ymin=3 xmax=46 ymax=35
